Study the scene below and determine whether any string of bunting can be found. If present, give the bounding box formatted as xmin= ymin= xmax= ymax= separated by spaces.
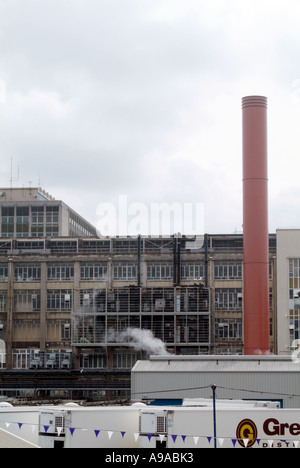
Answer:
xmin=0 ymin=418 xmax=300 ymax=447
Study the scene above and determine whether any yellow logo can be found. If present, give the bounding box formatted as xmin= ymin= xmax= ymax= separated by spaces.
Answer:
xmin=236 ymin=419 xmax=258 ymax=448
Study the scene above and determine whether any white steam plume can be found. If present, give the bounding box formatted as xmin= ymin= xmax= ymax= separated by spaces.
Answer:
xmin=107 ymin=327 xmax=170 ymax=355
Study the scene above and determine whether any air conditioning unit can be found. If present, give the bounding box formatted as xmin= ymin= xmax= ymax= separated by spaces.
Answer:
xmin=139 ymin=411 xmax=167 ymax=435
xmin=155 ymin=299 xmax=165 ymax=310
xmin=39 ymin=410 xmax=65 ymax=436
xmin=83 ymin=294 xmax=90 ymax=306
xmin=294 ymin=290 xmax=300 ymax=299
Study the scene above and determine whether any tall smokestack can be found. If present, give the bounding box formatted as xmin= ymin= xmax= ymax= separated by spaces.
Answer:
xmin=242 ymin=95 xmax=270 ymax=355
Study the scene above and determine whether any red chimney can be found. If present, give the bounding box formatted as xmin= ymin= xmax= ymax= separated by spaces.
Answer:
xmin=242 ymin=96 xmax=270 ymax=355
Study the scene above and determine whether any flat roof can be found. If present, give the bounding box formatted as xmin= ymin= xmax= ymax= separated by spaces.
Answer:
xmin=132 ymin=355 xmax=299 ymax=373
xmin=149 ymin=355 xmax=292 ymax=361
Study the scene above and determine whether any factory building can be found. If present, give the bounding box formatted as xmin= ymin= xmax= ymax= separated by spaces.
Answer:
xmin=0 ymin=187 xmax=278 ymax=399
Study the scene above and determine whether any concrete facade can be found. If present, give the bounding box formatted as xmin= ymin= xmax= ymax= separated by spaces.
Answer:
xmin=276 ymin=229 xmax=300 ymax=355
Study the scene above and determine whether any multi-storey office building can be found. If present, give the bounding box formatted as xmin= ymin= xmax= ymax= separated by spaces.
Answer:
xmin=0 ymin=187 xmax=97 ymax=237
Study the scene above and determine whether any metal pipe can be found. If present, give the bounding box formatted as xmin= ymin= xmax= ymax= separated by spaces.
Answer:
xmin=211 ymin=384 xmax=217 ymax=448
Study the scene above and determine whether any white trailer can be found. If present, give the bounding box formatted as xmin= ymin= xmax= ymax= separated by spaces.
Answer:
xmin=39 ymin=406 xmax=140 ymax=449
xmin=138 ymin=406 xmax=300 ymax=449
xmin=0 ymin=407 xmax=40 ymax=446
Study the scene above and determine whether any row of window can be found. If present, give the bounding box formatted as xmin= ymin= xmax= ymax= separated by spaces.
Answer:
xmin=1 ymin=287 xmax=275 ymax=313
xmin=11 ymin=348 xmax=138 ymax=370
xmin=1 ymin=206 xmax=59 ymax=237
xmin=0 ymin=261 xmax=245 ymax=282
xmin=0 ymin=287 xmax=210 ymax=314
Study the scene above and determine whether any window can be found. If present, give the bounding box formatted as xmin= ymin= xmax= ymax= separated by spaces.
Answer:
xmin=82 ymin=240 xmax=110 ymax=254
xmin=14 ymin=263 xmax=41 ymax=282
xmin=289 ymin=258 xmax=300 ymax=289
xmin=61 ymin=323 xmax=71 ymax=340
xmin=181 ymin=262 xmax=205 ymax=280
xmin=113 ymin=351 xmax=139 ymax=369
xmin=0 ymin=264 xmax=8 ymax=282
xmin=80 ymin=351 xmax=107 ymax=369
xmin=147 ymin=262 xmax=173 ymax=281
xmin=14 ymin=291 xmax=40 ymax=312
xmin=0 ymin=292 xmax=7 ymax=312
xmin=50 ymin=240 xmax=77 ymax=254
xmin=31 ymin=207 xmax=44 ymax=237
xmin=80 ymin=289 xmax=107 ymax=313
xmin=1 ymin=207 xmax=14 ymax=237
xmin=16 ymin=207 xmax=29 ymax=237
xmin=215 ymin=318 xmax=243 ymax=341
xmin=214 ymin=261 xmax=242 ymax=280
xmin=113 ymin=262 xmax=137 ymax=281
xmin=80 ymin=263 xmax=107 ymax=281
xmin=47 ymin=263 xmax=74 ymax=281
xmin=46 ymin=206 xmax=59 ymax=236
xmin=47 ymin=290 xmax=72 ymax=311
xmin=113 ymin=240 xmax=138 ymax=254
xmin=290 ymin=310 xmax=300 ymax=344
xmin=215 ymin=288 xmax=242 ymax=309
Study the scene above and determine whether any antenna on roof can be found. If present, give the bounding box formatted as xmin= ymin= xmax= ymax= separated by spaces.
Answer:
xmin=10 ymin=156 xmax=20 ymax=188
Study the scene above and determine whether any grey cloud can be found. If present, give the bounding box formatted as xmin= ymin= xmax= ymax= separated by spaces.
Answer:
xmin=0 ymin=0 xmax=300 ymax=233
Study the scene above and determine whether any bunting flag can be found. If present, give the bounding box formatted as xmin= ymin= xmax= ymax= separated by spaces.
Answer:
xmin=1 ymin=416 xmax=300 ymax=448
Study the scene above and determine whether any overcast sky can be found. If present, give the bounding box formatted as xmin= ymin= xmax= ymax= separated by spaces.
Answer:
xmin=1 ymin=0 xmax=300 ymax=235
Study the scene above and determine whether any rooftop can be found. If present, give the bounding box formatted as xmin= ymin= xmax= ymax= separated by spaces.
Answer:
xmin=132 ymin=355 xmax=299 ymax=373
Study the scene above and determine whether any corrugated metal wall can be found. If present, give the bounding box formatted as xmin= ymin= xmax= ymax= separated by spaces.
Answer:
xmin=132 ymin=358 xmax=300 ymax=408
